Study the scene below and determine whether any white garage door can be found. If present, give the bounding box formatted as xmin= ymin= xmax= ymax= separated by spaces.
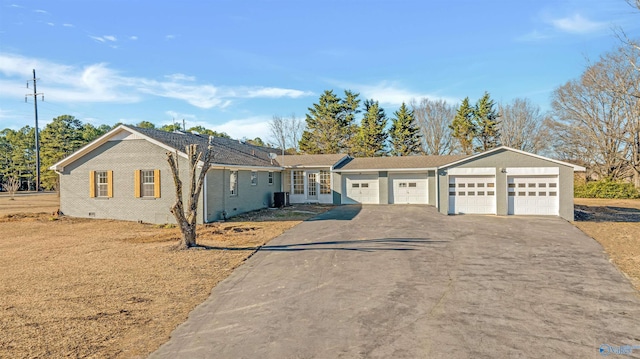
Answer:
xmin=390 ymin=173 xmax=428 ymax=204
xmin=508 ymin=176 xmax=559 ymax=215
xmin=448 ymin=175 xmax=496 ymax=214
xmin=344 ymin=174 xmax=379 ymax=204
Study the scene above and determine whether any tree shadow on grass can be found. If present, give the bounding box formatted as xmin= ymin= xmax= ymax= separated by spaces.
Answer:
xmin=194 ymin=238 xmax=446 ymax=252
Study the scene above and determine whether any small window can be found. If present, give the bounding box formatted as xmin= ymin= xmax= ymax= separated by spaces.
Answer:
xmin=528 ymin=183 xmax=536 ymax=188
xmin=458 ymin=183 xmax=466 ymax=188
xmin=508 ymin=183 xmax=516 ymax=188
xmin=458 ymin=191 xmax=465 ymax=196
xmin=478 ymin=191 xmax=485 ymax=196
xmin=251 ymin=171 xmax=258 ymax=186
xmin=549 ymin=183 xmax=557 ymax=188
xmin=508 ymin=192 xmax=516 ymax=196
xmin=468 ymin=191 xmax=475 ymax=196
xmin=539 ymin=192 xmax=546 ymax=196
xmin=488 ymin=191 xmax=495 ymax=196
xmin=468 ymin=183 xmax=475 ymax=188
xmin=518 ymin=183 xmax=526 ymax=188
xmin=529 ymin=191 xmax=536 ymax=196
xmin=230 ymin=170 xmax=238 ymax=196
xmin=549 ymin=191 xmax=557 ymax=196
xmin=408 ymin=183 xmax=417 ymax=188
xmin=352 ymin=183 xmax=360 ymax=188
xmin=477 ymin=183 xmax=485 ymax=188
xmin=96 ymin=171 xmax=109 ymax=197
xmin=449 ymin=183 xmax=455 ymax=188
xmin=268 ymin=172 xmax=274 ymax=185
xmin=399 ymin=183 xmax=407 ymax=188
xmin=487 ymin=183 xmax=495 ymax=188
xmin=539 ymin=183 xmax=546 ymax=188
xmin=361 ymin=183 xmax=369 ymax=188
xmin=518 ymin=191 xmax=526 ymax=196
xmin=449 ymin=191 xmax=456 ymax=196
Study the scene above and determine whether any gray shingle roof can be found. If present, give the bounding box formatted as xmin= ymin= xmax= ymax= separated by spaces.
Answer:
xmin=276 ymin=154 xmax=349 ymax=168
xmin=334 ymin=155 xmax=468 ymax=171
xmin=129 ymin=126 xmax=280 ymax=168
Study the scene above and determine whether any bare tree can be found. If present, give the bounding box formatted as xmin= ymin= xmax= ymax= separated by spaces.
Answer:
xmin=166 ymin=141 xmax=215 ymax=249
xmin=268 ymin=113 xmax=305 ymax=154
xmin=498 ymin=98 xmax=549 ymax=153
xmin=3 ymin=176 xmax=20 ymax=200
xmin=550 ymin=54 xmax=631 ymax=181
xmin=411 ymin=98 xmax=457 ymax=155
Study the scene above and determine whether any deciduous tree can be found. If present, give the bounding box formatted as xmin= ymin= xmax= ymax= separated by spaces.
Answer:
xmin=498 ymin=98 xmax=549 ymax=153
xmin=412 ymin=98 xmax=456 ymax=155
xmin=166 ymin=142 xmax=215 ymax=249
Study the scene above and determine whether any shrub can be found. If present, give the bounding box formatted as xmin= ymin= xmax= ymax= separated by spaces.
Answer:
xmin=574 ymin=179 xmax=640 ymax=199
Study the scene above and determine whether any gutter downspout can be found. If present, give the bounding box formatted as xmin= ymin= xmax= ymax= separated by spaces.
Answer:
xmin=203 ymin=170 xmax=207 ymax=224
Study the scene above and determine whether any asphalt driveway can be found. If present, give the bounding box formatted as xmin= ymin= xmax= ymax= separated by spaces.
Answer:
xmin=151 ymin=205 xmax=640 ymax=358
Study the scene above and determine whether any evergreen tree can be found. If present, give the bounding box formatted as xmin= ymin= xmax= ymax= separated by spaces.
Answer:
xmin=472 ymin=91 xmax=501 ymax=152
xmin=450 ymin=97 xmax=475 ymax=155
xmin=389 ymin=102 xmax=422 ymax=156
xmin=299 ymin=90 xmax=360 ymax=154
xmin=353 ymin=100 xmax=388 ymax=157
xmin=40 ymin=115 xmax=86 ymax=190
xmin=136 ymin=121 xmax=156 ymax=129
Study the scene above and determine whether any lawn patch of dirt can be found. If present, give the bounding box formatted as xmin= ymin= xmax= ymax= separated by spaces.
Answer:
xmin=0 ymin=203 xmax=332 ymax=358
xmin=573 ymin=198 xmax=640 ymax=291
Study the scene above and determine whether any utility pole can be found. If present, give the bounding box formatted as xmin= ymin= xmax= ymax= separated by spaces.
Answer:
xmin=26 ymin=69 xmax=44 ymax=192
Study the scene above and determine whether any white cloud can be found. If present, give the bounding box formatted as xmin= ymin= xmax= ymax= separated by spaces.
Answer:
xmin=244 ymin=87 xmax=312 ymax=98
xmin=0 ymin=53 xmax=312 ymax=110
xmin=516 ymin=30 xmax=553 ymax=42
xmin=550 ymin=14 xmax=605 ymax=34
xmin=63 ymin=23 xmax=74 ymax=27
xmin=46 ymin=22 xmax=54 ymax=26
xmin=211 ymin=117 xmax=271 ymax=140
xmin=89 ymin=35 xmax=117 ymax=43
xmin=336 ymin=81 xmax=457 ymax=106
xmin=34 ymin=9 xmax=47 ymax=14
xmin=103 ymin=35 xmax=117 ymax=42
xmin=129 ymin=35 xmax=138 ymax=40
xmin=165 ymin=34 xmax=176 ymax=40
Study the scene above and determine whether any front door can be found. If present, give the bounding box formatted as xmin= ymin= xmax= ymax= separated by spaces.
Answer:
xmin=307 ymin=172 xmax=318 ymax=201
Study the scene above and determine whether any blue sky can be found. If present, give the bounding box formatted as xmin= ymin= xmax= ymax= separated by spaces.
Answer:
xmin=1 ymin=0 xmax=638 ymax=141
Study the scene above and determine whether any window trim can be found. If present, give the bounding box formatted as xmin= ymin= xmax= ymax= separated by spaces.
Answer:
xmin=268 ymin=172 xmax=274 ymax=185
xmin=250 ymin=171 xmax=258 ymax=186
xmin=293 ymin=170 xmax=304 ymax=195
xmin=90 ymin=170 xmax=113 ymax=198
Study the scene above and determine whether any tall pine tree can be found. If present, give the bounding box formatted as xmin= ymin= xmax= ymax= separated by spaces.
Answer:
xmin=40 ymin=115 xmax=86 ymax=190
xmin=389 ymin=102 xmax=422 ymax=156
xmin=450 ymin=97 xmax=475 ymax=155
xmin=473 ymin=91 xmax=500 ymax=152
xmin=299 ymin=90 xmax=361 ymax=154
xmin=353 ymin=100 xmax=388 ymax=157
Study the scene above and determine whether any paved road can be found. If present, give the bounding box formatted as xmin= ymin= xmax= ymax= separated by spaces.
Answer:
xmin=151 ymin=205 xmax=640 ymax=358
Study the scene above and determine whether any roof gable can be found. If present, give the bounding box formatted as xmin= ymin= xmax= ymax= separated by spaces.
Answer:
xmin=439 ymin=146 xmax=586 ymax=171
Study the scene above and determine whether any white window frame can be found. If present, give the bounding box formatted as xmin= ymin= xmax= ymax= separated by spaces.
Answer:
xmin=251 ymin=171 xmax=258 ymax=186
xmin=319 ymin=170 xmax=331 ymax=194
xmin=268 ymin=172 xmax=274 ymax=185
xmin=141 ymin=170 xmax=155 ymax=197
xmin=230 ymin=170 xmax=238 ymax=196
xmin=96 ymin=171 xmax=109 ymax=197
xmin=293 ymin=170 xmax=304 ymax=195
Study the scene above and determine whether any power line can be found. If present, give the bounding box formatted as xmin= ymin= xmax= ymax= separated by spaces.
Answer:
xmin=25 ymin=69 xmax=44 ymax=191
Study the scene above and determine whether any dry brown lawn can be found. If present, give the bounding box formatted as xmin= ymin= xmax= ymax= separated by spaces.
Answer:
xmin=574 ymin=198 xmax=640 ymax=291
xmin=0 ymin=194 xmax=331 ymax=358
xmin=0 ymin=192 xmax=60 ymax=215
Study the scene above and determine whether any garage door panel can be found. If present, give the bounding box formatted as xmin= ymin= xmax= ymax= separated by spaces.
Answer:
xmin=390 ymin=173 xmax=427 ymax=204
xmin=507 ymin=176 xmax=558 ymax=215
xmin=344 ymin=174 xmax=379 ymax=204
xmin=448 ymin=175 xmax=496 ymax=214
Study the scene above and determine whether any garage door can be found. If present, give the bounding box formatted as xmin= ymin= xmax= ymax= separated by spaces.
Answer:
xmin=390 ymin=173 xmax=428 ymax=204
xmin=448 ymin=175 xmax=496 ymax=214
xmin=344 ymin=174 xmax=379 ymax=204
xmin=507 ymin=176 xmax=559 ymax=215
